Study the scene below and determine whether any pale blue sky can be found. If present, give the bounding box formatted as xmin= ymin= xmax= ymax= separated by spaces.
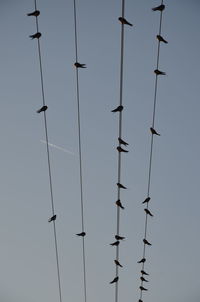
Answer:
xmin=0 ymin=1 xmax=200 ymax=302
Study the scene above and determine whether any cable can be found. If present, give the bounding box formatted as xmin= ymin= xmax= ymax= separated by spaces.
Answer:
xmin=139 ymin=1 xmax=166 ymax=301
xmin=73 ymin=1 xmax=87 ymax=302
xmin=30 ymin=2 xmax=63 ymax=302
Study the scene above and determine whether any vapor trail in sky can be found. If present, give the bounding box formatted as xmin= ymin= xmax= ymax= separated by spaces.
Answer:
xmin=40 ymin=140 xmax=74 ymax=155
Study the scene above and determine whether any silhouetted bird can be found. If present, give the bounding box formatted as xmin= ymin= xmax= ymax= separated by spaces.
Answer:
xmin=150 ymin=127 xmax=160 ymax=136
xmin=137 ymin=258 xmax=146 ymax=264
xmin=117 ymin=146 xmax=129 ymax=153
xmin=154 ymin=69 xmax=166 ymax=75
xmin=140 ymin=276 xmax=149 ymax=282
xmin=27 ymin=10 xmax=40 ymax=17
xmin=142 ymin=197 xmax=151 ymax=204
xmin=29 ymin=32 xmax=41 ymax=39
xmin=152 ymin=4 xmax=165 ymax=11
xmin=144 ymin=208 xmax=154 ymax=217
xmin=111 ymin=105 xmax=123 ymax=113
xmin=110 ymin=241 xmax=120 ymax=246
xmin=118 ymin=17 xmax=133 ymax=26
xmin=110 ymin=276 xmax=119 ymax=284
xmin=115 ymin=235 xmax=125 ymax=240
xmin=48 ymin=215 xmax=56 ymax=222
xmin=116 ymin=199 xmax=124 ymax=209
xmin=143 ymin=239 xmax=152 ymax=246
xmin=138 ymin=300 xmax=143 ymax=302
xmin=76 ymin=232 xmax=86 ymax=237
xmin=74 ymin=62 xmax=86 ymax=68
xmin=114 ymin=259 xmax=123 ymax=267
xmin=118 ymin=137 xmax=129 ymax=146
xmin=117 ymin=182 xmax=127 ymax=189
xmin=157 ymin=34 xmax=168 ymax=44
xmin=140 ymin=286 xmax=148 ymax=291
xmin=141 ymin=270 xmax=149 ymax=276
xmin=37 ymin=105 xmax=48 ymax=113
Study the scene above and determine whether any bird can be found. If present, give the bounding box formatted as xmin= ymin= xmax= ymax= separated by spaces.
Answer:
xmin=140 ymin=276 xmax=149 ymax=282
xmin=140 ymin=286 xmax=148 ymax=291
xmin=154 ymin=69 xmax=166 ymax=75
xmin=116 ymin=199 xmax=125 ymax=209
xmin=29 ymin=32 xmax=42 ymax=39
xmin=138 ymin=300 xmax=143 ymax=302
xmin=111 ymin=105 xmax=123 ymax=113
xmin=157 ymin=34 xmax=168 ymax=44
xmin=76 ymin=232 xmax=86 ymax=237
xmin=110 ymin=241 xmax=120 ymax=246
xmin=152 ymin=4 xmax=165 ymax=12
xmin=143 ymin=239 xmax=152 ymax=246
xmin=74 ymin=62 xmax=86 ymax=68
xmin=27 ymin=10 xmax=40 ymax=17
xmin=117 ymin=182 xmax=127 ymax=189
xmin=137 ymin=258 xmax=146 ymax=264
xmin=117 ymin=146 xmax=129 ymax=153
xmin=114 ymin=259 xmax=123 ymax=267
xmin=150 ymin=127 xmax=160 ymax=136
xmin=118 ymin=17 xmax=133 ymax=26
xmin=110 ymin=276 xmax=119 ymax=284
xmin=141 ymin=270 xmax=149 ymax=276
xmin=144 ymin=208 xmax=154 ymax=217
xmin=37 ymin=105 xmax=48 ymax=113
xmin=48 ymin=215 xmax=56 ymax=222
xmin=142 ymin=197 xmax=151 ymax=204
xmin=115 ymin=235 xmax=125 ymax=240
xmin=118 ymin=137 xmax=129 ymax=146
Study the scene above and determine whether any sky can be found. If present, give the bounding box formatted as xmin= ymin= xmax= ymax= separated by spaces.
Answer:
xmin=0 ymin=1 xmax=200 ymax=302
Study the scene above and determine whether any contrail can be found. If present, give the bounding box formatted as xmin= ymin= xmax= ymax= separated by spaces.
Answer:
xmin=40 ymin=140 xmax=74 ymax=155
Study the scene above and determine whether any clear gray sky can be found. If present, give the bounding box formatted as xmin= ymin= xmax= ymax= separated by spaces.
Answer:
xmin=0 ymin=1 xmax=200 ymax=302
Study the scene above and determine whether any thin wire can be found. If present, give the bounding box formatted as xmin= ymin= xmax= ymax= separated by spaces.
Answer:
xmin=73 ymin=1 xmax=87 ymax=302
xmin=33 ymin=1 xmax=63 ymax=302
xmin=139 ymin=0 xmax=165 ymax=300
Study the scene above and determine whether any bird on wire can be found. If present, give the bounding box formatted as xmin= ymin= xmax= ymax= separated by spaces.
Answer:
xmin=137 ymin=258 xmax=146 ymax=264
xmin=114 ymin=260 xmax=123 ymax=267
xmin=118 ymin=17 xmax=133 ymax=26
xmin=116 ymin=199 xmax=125 ymax=209
xmin=110 ymin=241 xmax=120 ymax=246
xmin=157 ymin=34 xmax=168 ymax=44
xmin=110 ymin=276 xmax=119 ymax=284
xmin=111 ymin=105 xmax=123 ymax=113
xmin=117 ymin=182 xmax=127 ymax=189
xmin=141 ymin=270 xmax=149 ymax=276
xmin=142 ymin=197 xmax=151 ymax=204
xmin=150 ymin=127 xmax=161 ymax=136
xmin=27 ymin=10 xmax=40 ymax=17
xmin=37 ymin=105 xmax=48 ymax=113
xmin=115 ymin=235 xmax=125 ymax=240
xmin=140 ymin=276 xmax=149 ymax=282
xmin=74 ymin=62 xmax=86 ymax=68
xmin=117 ymin=146 xmax=129 ymax=153
xmin=29 ymin=32 xmax=41 ymax=39
xmin=144 ymin=208 xmax=154 ymax=217
xmin=48 ymin=215 xmax=57 ymax=222
xmin=118 ymin=137 xmax=129 ymax=146
xmin=140 ymin=286 xmax=148 ymax=291
xmin=152 ymin=4 xmax=165 ymax=12
xmin=76 ymin=232 xmax=86 ymax=237
xmin=143 ymin=239 xmax=152 ymax=246
xmin=154 ymin=69 xmax=166 ymax=75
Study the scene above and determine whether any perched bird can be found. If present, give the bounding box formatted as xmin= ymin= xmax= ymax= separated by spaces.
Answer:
xmin=74 ymin=62 xmax=86 ymax=68
xmin=157 ymin=34 xmax=168 ymax=44
xmin=110 ymin=276 xmax=119 ymax=284
xmin=141 ymin=270 xmax=149 ymax=276
xmin=137 ymin=258 xmax=146 ymax=264
xmin=116 ymin=199 xmax=125 ymax=209
xmin=140 ymin=286 xmax=148 ymax=291
xmin=27 ymin=10 xmax=40 ymax=17
xmin=142 ymin=197 xmax=151 ymax=204
xmin=29 ymin=32 xmax=41 ymax=39
xmin=118 ymin=17 xmax=133 ymax=26
xmin=118 ymin=137 xmax=129 ymax=146
xmin=144 ymin=208 xmax=154 ymax=217
xmin=37 ymin=105 xmax=48 ymax=113
xmin=48 ymin=215 xmax=56 ymax=222
xmin=117 ymin=182 xmax=127 ymax=189
xmin=140 ymin=276 xmax=149 ymax=282
xmin=110 ymin=241 xmax=120 ymax=246
xmin=114 ymin=259 xmax=123 ymax=267
xmin=111 ymin=105 xmax=123 ymax=113
xmin=115 ymin=235 xmax=125 ymax=240
xmin=150 ymin=127 xmax=161 ymax=136
xmin=154 ymin=69 xmax=166 ymax=75
xmin=152 ymin=4 xmax=165 ymax=11
xmin=138 ymin=300 xmax=143 ymax=302
xmin=117 ymin=146 xmax=129 ymax=153
xmin=143 ymin=238 xmax=152 ymax=246
xmin=76 ymin=232 xmax=86 ymax=237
